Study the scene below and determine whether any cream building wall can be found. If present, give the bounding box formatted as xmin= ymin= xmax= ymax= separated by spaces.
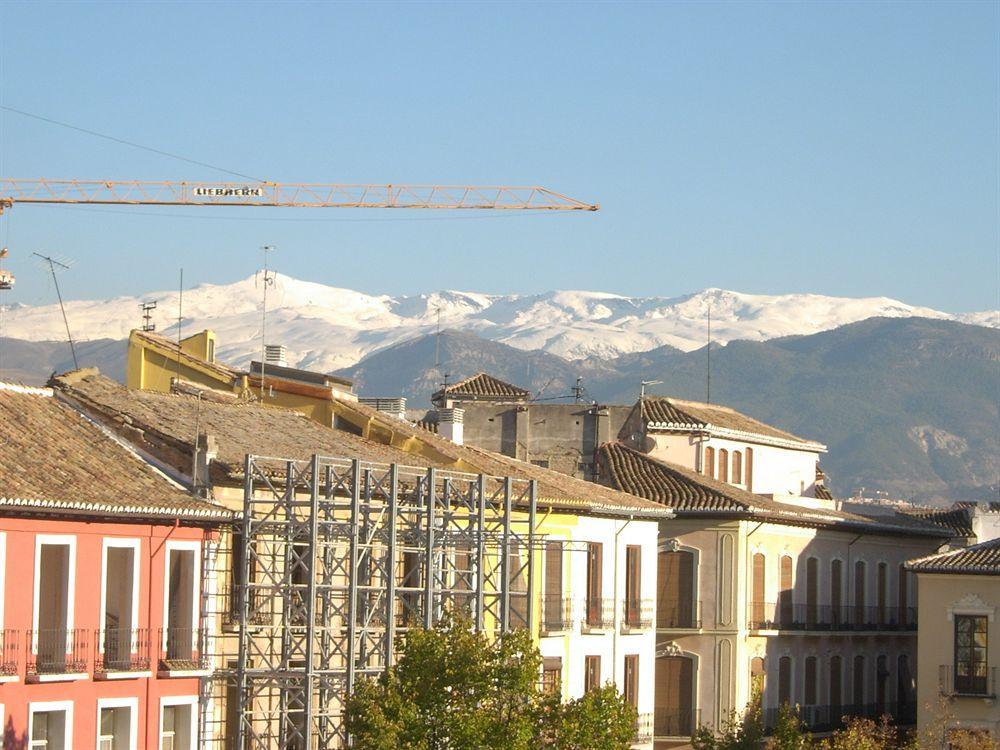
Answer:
xmin=915 ymin=573 xmax=999 ymax=738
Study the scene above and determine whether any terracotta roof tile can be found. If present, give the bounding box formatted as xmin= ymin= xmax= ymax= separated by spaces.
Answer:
xmin=898 ymin=506 xmax=975 ymax=537
xmin=907 ymin=537 xmax=1000 ymax=575
xmin=0 ymin=382 xmax=229 ymax=521
xmin=432 ymin=373 xmax=529 ymax=404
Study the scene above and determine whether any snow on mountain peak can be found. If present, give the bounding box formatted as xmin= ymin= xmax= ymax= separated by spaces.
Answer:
xmin=1 ymin=274 xmax=995 ymax=372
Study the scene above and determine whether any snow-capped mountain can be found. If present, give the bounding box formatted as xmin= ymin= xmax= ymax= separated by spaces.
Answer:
xmin=2 ymin=273 xmax=995 ymax=371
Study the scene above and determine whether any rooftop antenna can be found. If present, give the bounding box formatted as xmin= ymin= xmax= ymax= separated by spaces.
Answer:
xmin=140 ymin=300 xmax=157 ymax=332
xmin=639 ymin=379 xmax=662 ymax=400
xmin=0 ymin=248 xmax=13 ymax=378
xmin=572 ymin=376 xmax=586 ymax=404
xmin=706 ymin=303 xmax=711 ymax=403
xmin=257 ymin=245 xmax=277 ymax=400
xmin=176 ymin=269 xmax=183 ymax=382
xmin=434 ymin=304 xmax=442 ymax=370
xmin=33 ymin=252 xmax=78 ymax=370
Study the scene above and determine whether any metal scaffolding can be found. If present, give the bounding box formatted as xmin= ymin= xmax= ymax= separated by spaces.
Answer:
xmin=234 ymin=454 xmax=538 ymax=749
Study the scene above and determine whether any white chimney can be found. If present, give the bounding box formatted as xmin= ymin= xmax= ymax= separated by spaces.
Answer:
xmin=265 ymin=344 xmax=288 ymax=368
xmin=359 ymin=397 xmax=408 ymax=421
xmin=437 ymin=407 xmax=464 ymax=446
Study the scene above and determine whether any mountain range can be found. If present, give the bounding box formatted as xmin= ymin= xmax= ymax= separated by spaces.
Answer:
xmin=1 ymin=274 xmax=996 ymax=504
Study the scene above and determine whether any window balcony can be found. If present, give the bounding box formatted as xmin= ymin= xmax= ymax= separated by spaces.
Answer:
xmin=621 ymin=598 xmax=654 ymax=632
xmin=94 ymin=628 xmax=151 ymax=677
xmin=748 ymin=602 xmax=917 ymax=632
xmin=939 ymin=664 xmax=998 ymax=699
xmin=657 ymin=601 xmax=702 ymax=630
xmin=633 ymin=712 xmax=653 ymax=744
xmin=541 ymin=596 xmax=574 ymax=634
xmin=582 ymin=598 xmax=615 ymax=631
xmin=27 ymin=628 xmax=88 ymax=680
xmin=653 ymin=708 xmax=700 ymax=739
xmin=0 ymin=629 xmax=19 ymax=681
xmin=157 ymin=627 xmax=210 ymax=676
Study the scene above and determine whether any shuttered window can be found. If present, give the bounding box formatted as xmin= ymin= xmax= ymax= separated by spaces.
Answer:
xmin=806 ymin=557 xmax=818 ymax=626
xmin=732 ymin=451 xmax=742 ymax=484
xmin=745 ymin=448 xmax=754 ymax=492
xmin=854 ymin=561 xmax=866 ymax=626
xmin=585 ymin=655 xmax=602 ymax=693
xmin=658 ymin=550 xmax=695 ymax=628
xmin=831 ymin=559 xmax=843 ymax=625
xmin=655 ymin=656 xmax=694 ymax=736
xmin=751 ymin=553 xmax=765 ymax=627
xmin=778 ymin=656 xmax=792 ymax=705
xmin=704 ymin=447 xmax=715 ymax=478
xmin=779 ymin=556 xmax=793 ymax=627
xmin=624 ymin=654 xmax=639 ymax=708
xmin=877 ymin=562 xmax=887 ymax=626
xmin=544 ymin=541 xmax=564 ymax=630
xmin=718 ymin=449 xmax=729 ymax=483
xmin=750 ymin=656 xmax=765 ymax=697
xmin=542 ymin=657 xmax=562 ymax=695
xmin=853 ymin=655 xmax=865 ymax=707
xmin=804 ymin=656 xmax=817 ymax=705
xmin=876 ymin=654 xmax=888 ymax=712
xmin=898 ymin=564 xmax=908 ymax=626
xmin=586 ymin=543 xmax=603 ymax=626
xmin=830 ymin=656 xmax=842 ymax=712
xmin=897 ymin=655 xmax=911 ymax=708
xmin=625 ymin=545 xmax=641 ymax=626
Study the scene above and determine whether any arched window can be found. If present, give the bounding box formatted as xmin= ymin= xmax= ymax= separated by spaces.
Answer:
xmin=655 ymin=655 xmax=695 ymax=736
xmin=732 ymin=451 xmax=742 ymax=484
xmin=745 ymin=447 xmax=754 ymax=492
xmin=704 ymin=447 xmax=715 ymax=478
xmin=898 ymin=564 xmax=909 ymax=627
xmin=805 ymin=557 xmax=819 ymax=626
xmin=831 ymin=559 xmax=843 ymax=627
xmin=853 ymin=655 xmax=865 ymax=709
xmin=854 ymin=561 xmax=867 ymax=627
xmin=876 ymin=655 xmax=888 ymax=714
xmin=830 ymin=655 xmax=842 ymax=715
xmin=804 ymin=656 xmax=817 ymax=706
xmin=657 ymin=549 xmax=696 ymax=629
xmin=779 ymin=555 xmax=793 ymax=627
xmin=897 ymin=654 xmax=912 ymax=709
xmin=718 ymin=449 xmax=729 ymax=483
xmin=877 ymin=562 xmax=888 ymax=626
xmin=750 ymin=656 xmax=765 ymax=697
xmin=778 ymin=656 xmax=792 ymax=706
xmin=751 ymin=553 xmax=766 ymax=628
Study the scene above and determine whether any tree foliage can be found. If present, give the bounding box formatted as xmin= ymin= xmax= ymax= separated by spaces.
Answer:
xmin=344 ymin=617 xmax=636 ymax=750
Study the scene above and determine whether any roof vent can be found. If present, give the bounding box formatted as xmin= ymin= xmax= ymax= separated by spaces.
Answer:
xmin=359 ymin=397 xmax=408 ymax=421
xmin=264 ymin=344 xmax=288 ymax=368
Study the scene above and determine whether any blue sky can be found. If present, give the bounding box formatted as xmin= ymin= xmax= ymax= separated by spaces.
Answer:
xmin=0 ymin=1 xmax=996 ymax=312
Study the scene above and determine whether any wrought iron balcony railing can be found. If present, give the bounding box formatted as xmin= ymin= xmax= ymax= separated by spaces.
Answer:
xmin=657 ymin=601 xmax=702 ymax=629
xmin=94 ymin=628 xmax=150 ymax=675
xmin=27 ymin=628 xmax=88 ymax=677
xmin=621 ymin=598 xmax=654 ymax=631
xmin=762 ymin=702 xmax=916 ymax=733
xmin=633 ymin=712 xmax=653 ymax=743
xmin=748 ymin=602 xmax=917 ymax=632
xmin=0 ymin=629 xmax=19 ymax=677
xmin=939 ymin=664 xmax=998 ymax=698
xmin=157 ymin=627 xmax=210 ymax=673
xmin=541 ymin=596 xmax=574 ymax=634
xmin=583 ymin=598 xmax=615 ymax=630
xmin=653 ymin=708 xmax=700 ymax=739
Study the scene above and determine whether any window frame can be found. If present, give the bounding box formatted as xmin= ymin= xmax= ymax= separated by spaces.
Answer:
xmin=954 ymin=614 xmax=989 ymax=695
xmin=29 ymin=700 xmax=74 ymax=750
xmin=97 ymin=696 xmax=139 ymax=750
xmin=32 ymin=535 xmax=77 ymax=653
xmin=159 ymin=695 xmax=198 ymax=750
xmin=99 ymin=538 xmax=141 ymax=655
xmin=161 ymin=540 xmax=201 ymax=651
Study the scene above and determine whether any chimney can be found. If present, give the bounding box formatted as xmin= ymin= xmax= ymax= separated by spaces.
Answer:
xmin=265 ymin=344 xmax=288 ymax=368
xmin=193 ymin=432 xmax=218 ymax=494
xmin=437 ymin=407 xmax=464 ymax=446
xmin=359 ymin=397 xmax=408 ymax=421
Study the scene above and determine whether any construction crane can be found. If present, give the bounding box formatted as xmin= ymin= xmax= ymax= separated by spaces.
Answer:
xmin=0 ymin=179 xmax=599 ymax=213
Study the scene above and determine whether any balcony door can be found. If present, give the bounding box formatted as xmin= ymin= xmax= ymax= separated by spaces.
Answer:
xmin=103 ymin=542 xmax=137 ymax=670
xmin=165 ymin=545 xmax=197 ymax=663
xmin=543 ymin=541 xmax=564 ymax=631
xmin=655 ymin=655 xmax=694 ymax=737
xmin=35 ymin=539 xmax=74 ymax=672
xmin=657 ymin=550 xmax=694 ymax=628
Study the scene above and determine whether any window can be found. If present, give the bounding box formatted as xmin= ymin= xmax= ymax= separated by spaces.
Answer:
xmin=624 ymin=655 xmax=639 ymax=708
xmin=543 ymin=541 xmax=565 ymax=632
xmin=530 ymin=459 xmax=549 ymax=469
xmin=805 ymin=557 xmax=818 ymax=626
xmin=718 ymin=449 xmax=729 ymax=483
xmin=897 ymin=654 xmax=912 ymax=709
xmin=101 ymin=540 xmax=139 ymax=672
xmin=98 ymin=699 xmax=137 ymax=750
xmin=745 ymin=447 xmax=754 ymax=492
xmin=854 ymin=561 xmax=866 ymax=626
xmin=29 ymin=702 xmax=72 ymax=750
xmin=400 ymin=550 xmax=422 ymax=626
xmin=732 ymin=451 xmax=742 ymax=484
xmin=658 ymin=549 xmax=695 ymax=628
xmin=33 ymin=537 xmax=76 ymax=674
xmin=160 ymin=699 xmax=195 ymax=750
xmin=164 ymin=543 xmax=199 ymax=664
xmin=804 ymin=656 xmax=817 ymax=706
xmin=831 ymin=560 xmax=843 ymax=626
xmin=852 ymin=655 xmax=865 ymax=708
xmin=830 ymin=656 xmax=842 ymax=714
xmin=584 ymin=655 xmax=601 ymax=693
xmin=508 ymin=542 xmax=528 ymax=629
xmin=624 ymin=545 xmax=642 ymax=627
xmin=703 ymin=447 xmax=715 ymax=478
xmin=229 ymin=531 xmax=256 ymax=622
xmin=655 ymin=655 xmax=694 ymax=737
xmin=585 ymin=543 xmax=604 ymax=627
xmin=751 ymin=553 xmax=765 ymax=627
xmin=898 ymin=565 xmax=909 ymax=626
xmin=779 ymin=556 xmax=793 ymax=627
xmin=542 ymin=657 xmax=562 ymax=695
xmin=876 ymin=562 xmax=887 ymax=626
xmin=750 ymin=657 xmax=765 ymax=696
xmin=876 ymin=654 xmax=888 ymax=713
xmin=778 ymin=656 xmax=791 ymax=705
xmin=954 ymin=615 xmax=988 ymax=694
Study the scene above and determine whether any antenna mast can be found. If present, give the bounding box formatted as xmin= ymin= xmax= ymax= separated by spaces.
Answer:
xmin=176 ymin=269 xmax=183 ymax=382
xmin=140 ymin=300 xmax=157 ymax=332
xmin=434 ymin=305 xmax=441 ymax=370
xmin=706 ymin=303 xmax=711 ymax=403
xmin=34 ymin=252 xmax=78 ymax=369
xmin=259 ymin=245 xmax=277 ymax=400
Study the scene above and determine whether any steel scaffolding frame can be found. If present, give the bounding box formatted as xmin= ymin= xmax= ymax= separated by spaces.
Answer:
xmin=235 ymin=454 xmax=538 ymax=749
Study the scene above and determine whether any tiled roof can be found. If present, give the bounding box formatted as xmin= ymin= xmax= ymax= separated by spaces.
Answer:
xmin=52 ymin=370 xmax=433 ymax=482
xmin=132 ymin=330 xmax=240 ymax=383
xmin=898 ymin=506 xmax=975 ymax=537
xmin=625 ymin=397 xmax=823 ymax=450
xmin=907 ymin=537 xmax=1000 ymax=575
xmin=597 ymin=442 xmax=949 ymax=536
xmin=432 ymin=373 xmax=530 ymax=404
xmin=815 ymin=484 xmax=833 ymax=501
xmin=0 ymin=382 xmax=230 ymax=521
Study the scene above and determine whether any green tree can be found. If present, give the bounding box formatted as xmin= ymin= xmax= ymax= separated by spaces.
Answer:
xmin=693 ymin=683 xmax=764 ymax=750
xmin=345 ymin=616 xmax=636 ymax=750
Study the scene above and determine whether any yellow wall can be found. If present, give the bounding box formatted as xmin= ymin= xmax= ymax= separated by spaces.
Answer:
xmin=126 ymin=330 xmax=235 ymax=393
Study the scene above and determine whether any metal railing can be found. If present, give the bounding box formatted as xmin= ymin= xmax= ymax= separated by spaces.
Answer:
xmin=94 ymin=628 xmax=150 ymax=674
xmin=583 ymin=598 xmax=615 ymax=630
xmin=939 ymin=664 xmax=998 ymax=698
xmin=27 ymin=628 xmax=88 ymax=676
xmin=657 ymin=601 xmax=702 ymax=629
xmin=633 ymin=712 xmax=653 ymax=743
xmin=762 ymin=702 xmax=916 ymax=733
xmin=622 ymin=598 xmax=654 ymax=631
xmin=541 ymin=596 xmax=574 ymax=633
xmin=0 ymin=629 xmax=19 ymax=676
xmin=748 ymin=602 xmax=917 ymax=632
xmin=157 ymin=627 xmax=209 ymax=672
xmin=653 ymin=708 xmax=700 ymax=738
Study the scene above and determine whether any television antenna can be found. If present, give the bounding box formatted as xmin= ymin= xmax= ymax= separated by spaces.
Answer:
xmin=140 ymin=300 xmax=157 ymax=332
xmin=33 ymin=251 xmax=78 ymax=369
xmin=639 ymin=379 xmax=662 ymax=400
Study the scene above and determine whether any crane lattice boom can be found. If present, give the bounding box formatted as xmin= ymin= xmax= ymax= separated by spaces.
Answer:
xmin=0 ymin=179 xmax=598 ymax=212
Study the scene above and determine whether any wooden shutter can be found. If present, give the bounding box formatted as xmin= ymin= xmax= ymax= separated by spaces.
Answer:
xmin=718 ymin=449 xmax=728 ymax=482
xmin=750 ymin=656 xmax=765 ymax=697
xmin=625 ymin=545 xmax=641 ymax=625
xmin=751 ymin=553 xmax=765 ymax=627
xmin=732 ymin=451 xmax=742 ymax=484
xmin=586 ymin=543 xmax=603 ymax=625
xmin=876 ymin=655 xmax=887 ymax=712
xmin=877 ymin=563 xmax=887 ymax=625
xmin=745 ymin=447 xmax=754 ymax=492
xmin=804 ymin=656 xmax=817 ymax=705
xmin=898 ymin=564 xmax=908 ymax=626
xmin=854 ymin=561 xmax=866 ymax=626
xmin=853 ymin=655 xmax=865 ymax=707
xmin=655 ymin=656 xmax=694 ymax=736
xmin=544 ymin=542 xmax=563 ymax=628
xmin=704 ymin=446 xmax=715 ymax=478
xmin=585 ymin=655 xmax=601 ymax=692
xmin=831 ymin=559 xmax=843 ymax=625
xmin=778 ymin=656 xmax=791 ymax=705
xmin=542 ymin=657 xmax=562 ymax=694
xmin=624 ymin=654 xmax=639 ymax=707
xmin=806 ymin=557 xmax=818 ymax=626
xmin=830 ymin=656 xmax=842 ymax=711
xmin=779 ymin=556 xmax=793 ymax=627
xmin=658 ymin=550 xmax=694 ymax=628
